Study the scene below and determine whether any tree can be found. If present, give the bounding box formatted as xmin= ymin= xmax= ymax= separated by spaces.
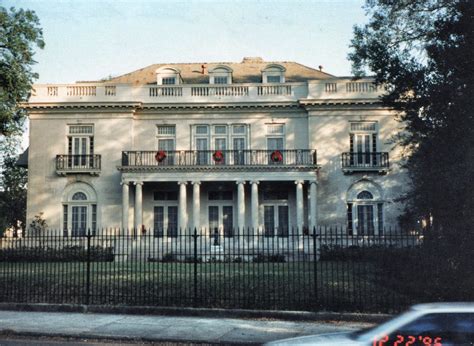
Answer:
xmin=0 ymin=152 xmax=27 ymax=233
xmin=0 ymin=6 xmax=44 ymax=136
xmin=349 ymin=0 xmax=473 ymax=300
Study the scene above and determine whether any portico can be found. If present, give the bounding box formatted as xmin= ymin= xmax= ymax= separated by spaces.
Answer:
xmin=120 ymin=171 xmax=318 ymax=236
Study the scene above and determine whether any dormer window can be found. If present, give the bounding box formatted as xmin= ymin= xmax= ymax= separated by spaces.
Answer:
xmin=162 ymin=77 xmax=176 ymax=85
xmin=156 ymin=67 xmax=181 ymax=85
xmin=209 ymin=65 xmax=232 ymax=84
xmin=214 ymin=76 xmax=228 ymax=84
xmin=262 ymin=64 xmax=286 ymax=83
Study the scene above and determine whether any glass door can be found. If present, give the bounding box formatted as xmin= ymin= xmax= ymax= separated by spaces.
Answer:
xmin=214 ymin=138 xmax=227 ymax=164
xmin=72 ymin=137 xmax=89 ymax=167
xmin=354 ymin=134 xmax=372 ymax=166
xmin=196 ymin=138 xmax=208 ymax=165
xmin=233 ymin=138 xmax=245 ymax=165
xmin=158 ymin=139 xmax=175 ymax=165
xmin=72 ymin=206 xmax=87 ymax=237
xmin=357 ymin=205 xmax=375 ymax=235
xmin=223 ymin=206 xmax=233 ymax=237
xmin=153 ymin=206 xmax=164 ymax=237
xmin=263 ymin=204 xmax=289 ymax=237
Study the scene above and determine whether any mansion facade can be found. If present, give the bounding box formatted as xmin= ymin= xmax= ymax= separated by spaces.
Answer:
xmin=23 ymin=57 xmax=408 ymax=237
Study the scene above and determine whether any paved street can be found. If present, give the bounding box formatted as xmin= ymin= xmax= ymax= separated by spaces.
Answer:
xmin=0 ymin=310 xmax=373 ymax=345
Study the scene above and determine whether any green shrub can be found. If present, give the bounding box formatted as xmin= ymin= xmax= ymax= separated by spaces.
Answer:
xmin=0 ymin=245 xmax=114 ymax=262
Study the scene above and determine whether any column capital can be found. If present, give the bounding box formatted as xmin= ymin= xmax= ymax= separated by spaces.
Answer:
xmin=134 ymin=181 xmax=144 ymax=186
xmin=294 ymin=180 xmax=304 ymax=185
xmin=191 ymin=181 xmax=201 ymax=185
xmin=309 ymin=180 xmax=318 ymax=185
xmin=121 ymin=181 xmax=129 ymax=186
xmin=177 ymin=181 xmax=188 ymax=185
xmin=250 ymin=180 xmax=259 ymax=185
xmin=236 ymin=180 xmax=246 ymax=185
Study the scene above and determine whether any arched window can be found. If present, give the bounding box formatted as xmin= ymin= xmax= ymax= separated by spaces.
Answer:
xmin=209 ymin=65 xmax=233 ymax=84
xmin=72 ymin=192 xmax=87 ymax=200
xmin=346 ymin=181 xmax=384 ymax=236
xmin=357 ymin=191 xmax=373 ymax=200
xmin=262 ymin=64 xmax=286 ymax=83
xmin=62 ymin=183 xmax=98 ymax=237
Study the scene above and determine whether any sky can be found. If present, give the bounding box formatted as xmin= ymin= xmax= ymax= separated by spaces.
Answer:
xmin=4 ymin=0 xmax=367 ymax=84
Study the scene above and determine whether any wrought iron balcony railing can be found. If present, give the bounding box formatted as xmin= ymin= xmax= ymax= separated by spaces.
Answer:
xmin=341 ymin=152 xmax=389 ymax=174
xmin=121 ymin=150 xmax=317 ymax=169
xmin=56 ymin=155 xmax=101 ymax=175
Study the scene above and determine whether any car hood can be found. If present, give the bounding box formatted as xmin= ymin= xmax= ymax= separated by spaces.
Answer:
xmin=265 ymin=331 xmax=359 ymax=345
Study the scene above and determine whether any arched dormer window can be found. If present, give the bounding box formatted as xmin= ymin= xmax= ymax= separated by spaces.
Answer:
xmin=156 ymin=67 xmax=181 ymax=85
xmin=209 ymin=65 xmax=232 ymax=84
xmin=262 ymin=64 xmax=286 ymax=83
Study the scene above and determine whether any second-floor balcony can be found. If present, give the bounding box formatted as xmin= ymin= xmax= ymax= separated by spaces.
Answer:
xmin=341 ymin=152 xmax=389 ymax=174
xmin=56 ymin=155 xmax=101 ymax=175
xmin=120 ymin=150 xmax=317 ymax=171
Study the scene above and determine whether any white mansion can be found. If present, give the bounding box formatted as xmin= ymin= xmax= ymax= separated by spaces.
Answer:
xmin=23 ymin=57 xmax=408 ymax=237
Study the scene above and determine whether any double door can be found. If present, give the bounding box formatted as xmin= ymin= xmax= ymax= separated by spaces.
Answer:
xmin=353 ymin=134 xmax=377 ymax=166
xmin=71 ymin=206 xmax=87 ymax=236
xmin=70 ymin=137 xmax=91 ymax=167
xmin=208 ymin=205 xmax=233 ymax=238
xmin=153 ymin=205 xmax=178 ymax=237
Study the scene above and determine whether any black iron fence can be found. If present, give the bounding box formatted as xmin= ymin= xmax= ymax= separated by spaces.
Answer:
xmin=56 ymin=154 xmax=101 ymax=171
xmin=0 ymin=227 xmax=426 ymax=313
xmin=121 ymin=150 xmax=317 ymax=167
xmin=341 ymin=152 xmax=389 ymax=170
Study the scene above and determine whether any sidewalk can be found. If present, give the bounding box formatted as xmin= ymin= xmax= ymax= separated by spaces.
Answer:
xmin=0 ymin=310 xmax=374 ymax=344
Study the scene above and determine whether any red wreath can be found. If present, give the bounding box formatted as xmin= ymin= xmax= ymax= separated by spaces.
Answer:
xmin=155 ymin=150 xmax=167 ymax=162
xmin=212 ymin=150 xmax=224 ymax=163
xmin=270 ymin=150 xmax=283 ymax=163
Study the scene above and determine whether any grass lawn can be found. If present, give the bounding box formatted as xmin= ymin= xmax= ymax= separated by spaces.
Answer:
xmin=0 ymin=261 xmax=413 ymax=313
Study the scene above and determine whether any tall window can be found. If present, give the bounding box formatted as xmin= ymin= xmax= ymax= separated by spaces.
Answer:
xmin=347 ymin=189 xmax=384 ymax=235
xmin=68 ymin=125 xmax=94 ymax=168
xmin=267 ymin=124 xmax=284 ymax=149
xmin=157 ymin=125 xmax=176 ymax=164
xmin=192 ymin=124 xmax=249 ymax=165
xmin=62 ymin=186 xmax=97 ymax=237
xmin=349 ymin=122 xmax=378 ymax=166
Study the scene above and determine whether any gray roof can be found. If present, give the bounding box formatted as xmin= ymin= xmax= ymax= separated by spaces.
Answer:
xmin=100 ymin=57 xmax=334 ymax=85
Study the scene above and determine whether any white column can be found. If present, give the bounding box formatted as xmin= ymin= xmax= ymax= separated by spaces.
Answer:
xmin=295 ymin=180 xmax=304 ymax=232
xmin=236 ymin=181 xmax=246 ymax=232
xmin=134 ymin=181 xmax=143 ymax=234
xmin=251 ymin=181 xmax=259 ymax=231
xmin=178 ymin=181 xmax=188 ymax=232
xmin=192 ymin=181 xmax=201 ymax=231
xmin=309 ymin=181 xmax=318 ymax=232
xmin=121 ymin=181 xmax=129 ymax=233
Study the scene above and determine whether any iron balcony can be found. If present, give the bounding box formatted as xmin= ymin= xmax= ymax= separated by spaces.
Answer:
xmin=56 ymin=154 xmax=101 ymax=175
xmin=341 ymin=152 xmax=389 ymax=174
xmin=121 ymin=149 xmax=317 ymax=170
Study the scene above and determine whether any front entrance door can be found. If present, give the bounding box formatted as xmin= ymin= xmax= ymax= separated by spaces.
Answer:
xmin=263 ymin=205 xmax=289 ymax=237
xmin=208 ymin=205 xmax=234 ymax=241
xmin=72 ymin=206 xmax=87 ymax=236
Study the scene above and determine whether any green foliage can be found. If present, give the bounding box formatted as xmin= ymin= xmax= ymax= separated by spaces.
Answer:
xmin=0 ymin=152 xmax=27 ymax=231
xmin=29 ymin=212 xmax=47 ymax=235
xmin=0 ymin=6 xmax=44 ymax=136
xmin=349 ymin=0 xmax=474 ymax=300
xmin=0 ymin=245 xmax=114 ymax=262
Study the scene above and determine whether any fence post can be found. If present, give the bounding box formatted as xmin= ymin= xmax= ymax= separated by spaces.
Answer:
xmin=193 ymin=227 xmax=198 ymax=307
xmin=312 ymin=226 xmax=318 ymax=308
xmin=86 ymin=228 xmax=91 ymax=305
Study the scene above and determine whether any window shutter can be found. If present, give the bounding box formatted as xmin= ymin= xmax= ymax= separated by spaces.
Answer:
xmin=347 ymin=203 xmax=353 ymax=235
xmin=372 ymin=134 xmax=377 ymax=165
xmin=349 ymin=134 xmax=354 ymax=165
